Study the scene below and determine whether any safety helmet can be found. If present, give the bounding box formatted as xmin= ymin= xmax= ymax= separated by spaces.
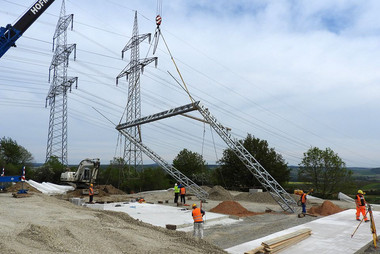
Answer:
xmin=358 ymin=190 xmax=363 ymax=194
xmin=192 ymin=203 xmax=197 ymax=208
xmin=90 ymin=184 xmax=93 ymax=187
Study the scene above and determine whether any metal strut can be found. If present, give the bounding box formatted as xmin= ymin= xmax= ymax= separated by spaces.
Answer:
xmin=117 ymin=128 xmax=209 ymax=201
xmin=195 ymin=102 xmax=297 ymax=213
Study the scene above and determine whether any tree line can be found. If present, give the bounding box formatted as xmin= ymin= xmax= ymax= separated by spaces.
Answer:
xmin=0 ymin=135 xmax=355 ymax=198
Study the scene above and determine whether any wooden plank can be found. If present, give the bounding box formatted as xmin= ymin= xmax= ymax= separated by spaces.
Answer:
xmin=262 ymin=228 xmax=311 ymax=246
xmin=271 ymin=233 xmax=311 ymax=253
xmin=266 ymin=232 xmax=311 ymax=249
xmin=244 ymin=245 xmax=265 ymax=254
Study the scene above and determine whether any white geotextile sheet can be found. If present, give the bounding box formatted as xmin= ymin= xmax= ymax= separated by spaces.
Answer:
xmin=27 ymin=180 xmax=74 ymax=194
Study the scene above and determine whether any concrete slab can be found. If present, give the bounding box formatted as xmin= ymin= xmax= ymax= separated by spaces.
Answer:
xmin=86 ymin=201 xmax=239 ymax=230
xmin=226 ymin=209 xmax=380 ymax=254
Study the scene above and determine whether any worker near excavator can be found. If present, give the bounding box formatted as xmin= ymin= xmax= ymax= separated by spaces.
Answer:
xmin=192 ymin=203 xmax=205 ymax=239
xmin=355 ymin=190 xmax=369 ymax=222
xmin=180 ymin=184 xmax=186 ymax=204
xmin=89 ymin=183 xmax=94 ymax=203
xmin=174 ymin=183 xmax=180 ymax=204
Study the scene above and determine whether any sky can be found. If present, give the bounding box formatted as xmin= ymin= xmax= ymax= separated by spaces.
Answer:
xmin=1 ymin=0 xmax=380 ymax=168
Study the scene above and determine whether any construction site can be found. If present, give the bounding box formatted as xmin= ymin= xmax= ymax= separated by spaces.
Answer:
xmin=0 ymin=181 xmax=379 ymax=253
xmin=1 ymin=0 xmax=380 ymax=253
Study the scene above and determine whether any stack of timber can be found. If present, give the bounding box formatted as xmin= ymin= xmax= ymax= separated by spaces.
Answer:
xmin=244 ymin=228 xmax=312 ymax=254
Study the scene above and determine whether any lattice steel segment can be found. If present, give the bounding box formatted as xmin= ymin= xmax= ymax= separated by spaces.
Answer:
xmin=195 ymin=102 xmax=297 ymax=213
xmin=45 ymin=0 xmax=77 ymax=166
xmin=118 ymin=128 xmax=208 ymax=201
xmin=116 ymin=102 xmax=198 ymax=130
xmin=116 ymin=11 xmax=157 ymax=171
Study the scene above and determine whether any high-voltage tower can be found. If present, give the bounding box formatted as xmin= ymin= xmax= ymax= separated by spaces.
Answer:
xmin=45 ymin=0 xmax=77 ymax=166
xmin=116 ymin=11 xmax=157 ymax=171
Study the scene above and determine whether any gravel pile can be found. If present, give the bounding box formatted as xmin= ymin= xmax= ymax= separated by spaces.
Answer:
xmin=6 ymin=181 xmax=41 ymax=193
xmin=234 ymin=192 xmax=278 ymax=204
xmin=207 ymin=185 xmax=234 ymax=201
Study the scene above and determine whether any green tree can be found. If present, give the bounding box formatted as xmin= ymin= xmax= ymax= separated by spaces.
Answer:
xmin=0 ymin=137 xmax=34 ymax=175
xmin=172 ymin=149 xmax=207 ymax=183
xmin=298 ymin=147 xmax=353 ymax=198
xmin=34 ymin=156 xmax=65 ymax=183
xmin=215 ymin=134 xmax=289 ymax=189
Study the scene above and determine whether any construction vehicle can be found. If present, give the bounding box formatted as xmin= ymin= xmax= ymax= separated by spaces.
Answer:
xmin=0 ymin=0 xmax=55 ymax=58
xmin=60 ymin=158 xmax=100 ymax=188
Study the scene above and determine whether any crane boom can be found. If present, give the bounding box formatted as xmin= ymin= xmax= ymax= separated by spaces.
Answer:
xmin=0 ymin=0 xmax=55 ymax=58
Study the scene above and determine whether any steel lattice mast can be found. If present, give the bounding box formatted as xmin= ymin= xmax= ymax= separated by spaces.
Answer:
xmin=116 ymin=11 xmax=157 ymax=171
xmin=45 ymin=0 xmax=77 ymax=166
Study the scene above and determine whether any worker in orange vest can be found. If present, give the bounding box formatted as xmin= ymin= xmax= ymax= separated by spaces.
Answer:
xmin=295 ymin=189 xmax=313 ymax=214
xmin=355 ymin=190 xmax=369 ymax=222
xmin=180 ymin=184 xmax=186 ymax=204
xmin=89 ymin=183 xmax=94 ymax=203
xmin=192 ymin=203 xmax=205 ymax=239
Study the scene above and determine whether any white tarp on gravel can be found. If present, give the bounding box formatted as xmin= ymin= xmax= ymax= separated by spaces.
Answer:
xmin=87 ymin=202 xmax=239 ymax=231
xmin=27 ymin=180 xmax=74 ymax=194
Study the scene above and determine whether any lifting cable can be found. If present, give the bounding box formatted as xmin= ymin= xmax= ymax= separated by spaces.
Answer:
xmin=151 ymin=0 xmax=194 ymax=104
xmin=160 ymin=32 xmax=194 ymax=104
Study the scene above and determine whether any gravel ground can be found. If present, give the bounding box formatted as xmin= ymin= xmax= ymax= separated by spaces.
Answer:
xmin=0 ymin=192 xmax=226 ymax=254
xmin=2 ymin=184 xmax=378 ymax=253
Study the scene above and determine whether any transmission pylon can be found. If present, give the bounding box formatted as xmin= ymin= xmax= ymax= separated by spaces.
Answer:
xmin=116 ymin=11 xmax=157 ymax=172
xmin=45 ymin=0 xmax=77 ymax=166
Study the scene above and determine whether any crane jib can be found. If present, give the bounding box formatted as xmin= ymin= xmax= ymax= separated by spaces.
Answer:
xmin=13 ymin=0 xmax=55 ymax=33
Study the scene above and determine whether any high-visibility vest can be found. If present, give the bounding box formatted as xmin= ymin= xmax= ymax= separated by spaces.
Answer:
xmin=180 ymin=187 xmax=186 ymax=195
xmin=301 ymin=193 xmax=307 ymax=204
xmin=356 ymin=194 xmax=365 ymax=206
xmin=89 ymin=187 xmax=94 ymax=196
xmin=174 ymin=185 xmax=180 ymax=193
xmin=192 ymin=208 xmax=203 ymax=223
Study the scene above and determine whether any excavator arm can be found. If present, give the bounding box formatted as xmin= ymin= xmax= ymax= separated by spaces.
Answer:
xmin=0 ymin=0 xmax=55 ymax=58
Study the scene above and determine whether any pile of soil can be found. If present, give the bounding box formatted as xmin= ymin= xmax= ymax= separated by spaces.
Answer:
xmin=208 ymin=185 xmax=233 ymax=201
xmin=5 ymin=182 xmax=41 ymax=193
xmin=210 ymin=200 xmax=262 ymax=217
xmin=308 ymin=200 xmax=344 ymax=216
xmin=234 ymin=192 xmax=278 ymax=204
xmin=98 ymin=184 xmax=126 ymax=195
xmin=201 ymin=185 xmax=212 ymax=193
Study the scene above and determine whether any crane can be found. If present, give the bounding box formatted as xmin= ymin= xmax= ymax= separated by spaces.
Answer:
xmin=0 ymin=0 xmax=55 ymax=58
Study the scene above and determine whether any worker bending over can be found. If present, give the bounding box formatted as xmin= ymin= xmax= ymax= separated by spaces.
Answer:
xmin=355 ymin=190 xmax=369 ymax=222
xmin=192 ymin=204 xmax=205 ymax=239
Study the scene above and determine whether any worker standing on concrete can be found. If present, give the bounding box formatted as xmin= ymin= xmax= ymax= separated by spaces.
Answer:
xmin=180 ymin=184 xmax=186 ymax=204
xmin=174 ymin=183 xmax=180 ymax=204
xmin=355 ymin=190 xmax=369 ymax=222
xmin=192 ymin=204 xmax=205 ymax=239
xmin=89 ymin=184 xmax=94 ymax=203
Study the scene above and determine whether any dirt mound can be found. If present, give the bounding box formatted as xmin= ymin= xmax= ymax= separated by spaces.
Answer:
xmin=234 ymin=192 xmax=277 ymax=204
xmin=201 ymin=185 xmax=212 ymax=192
xmin=5 ymin=182 xmax=41 ymax=193
xmin=65 ymin=184 xmax=126 ymax=198
xmin=98 ymin=185 xmax=126 ymax=195
xmin=308 ymin=200 xmax=344 ymax=216
xmin=210 ymin=200 xmax=262 ymax=217
xmin=208 ymin=185 xmax=233 ymax=201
